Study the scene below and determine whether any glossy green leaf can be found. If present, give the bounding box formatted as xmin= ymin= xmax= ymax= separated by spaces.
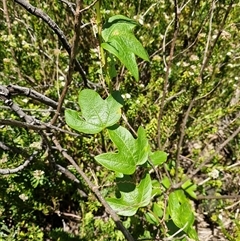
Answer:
xmin=107 ymin=174 xmax=152 ymax=216
xmin=150 ymin=151 xmax=168 ymax=166
xmin=102 ymin=41 xmax=138 ymax=80
xmin=168 ymin=190 xmax=199 ymax=240
xmin=95 ymin=126 xmax=149 ymax=174
xmin=65 ymin=89 xmax=123 ymax=134
xmin=102 ymin=15 xmax=149 ymax=80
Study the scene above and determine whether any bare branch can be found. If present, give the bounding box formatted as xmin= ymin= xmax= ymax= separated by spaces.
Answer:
xmin=0 ymin=142 xmax=37 ymax=175
xmin=175 ymin=99 xmax=195 ymax=182
xmin=174 ymin=1 xmax=234 ymax=183
xmin=0 ymin=119 xmax=80 ymax=136
xmin=157 ymin=0 xmax=180 ymax=149
xmin=52 ymin=136 xmax=135 ymax=241
xmin=200 ymin=1 xmax=233 ymax=80
xmin=2 ymin=0 xmax=22 ymax=79
xmin=51 ymin=0 xmax=83 ymax=125
xmin=0 ymin=119 xmax=45 ymax=130
xmin=6 ymin=100 xmax=36 ymax=124
xmin=8 ymin=84 xmax=59 ymax=109
xmin=56 ymin=164 xmax=88 ymax=198
xmin=197 ymin=195 xmax=240 ymax=200
xmin=0 ymin=156 xmax=34 ymax=174
xmin=59 ymin=0 xmax=76 ymax=14
xmin=199 ymin=0 xmax=215 ymax=79
xmin=173 ymin=126 xmax=240 ymax=189
xmin=189 ymin=126 xmax=240 ymax=178
xmin=14 ymin=0 xmax=88 ymax=86
xmin=79 ymin=0 xmax=98 ymax=13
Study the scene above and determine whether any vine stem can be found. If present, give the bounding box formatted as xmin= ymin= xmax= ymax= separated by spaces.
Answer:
xmin=95 ymin=0 xmax=112 ymax=93
xmin=52 ymin=136 xmax=135 ymax=241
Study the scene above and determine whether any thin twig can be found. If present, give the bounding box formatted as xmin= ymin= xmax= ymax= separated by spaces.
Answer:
xmin=79 ymin=0 xmax=98 ymax=13
xmin=2 ymin=0 xmax=22 ymax=79
xmin=174 ymin=1 xmax=234 ymax=184
xmin=0 ymin=154 xmax=35 ymax=174
xmin=157 ymin=0 xmax=179 ymax=149
xmin=51 ymin=0 xmax=83 ymax=125
xmin=189 ymin=126 xmax=240 ymax=178
xmin=199 ymin=0 xmax=215 ymax=79
xmin=172 ymin=126 xmax=240 ymax=189
xmin=200 ymin=1 xmax=233 ymax=79
xmin=0 ymin=142 xmax=37 ymax=174
xmin=0 ymin=119 xmax=81 ymax=136
xmin=154 ymin=90 xmax=184 ymax=105
xmin=122 ymin=112 xmax=137 ymax=137
xmin=175 ymin=99 xmax=195 ymax=182
xmin=56 ymin=164 xmax=88 ymax=198
xmin=0 ymin=119 xmax=45 ymax=130
xmin=14 ymin=0 xmax=87 ymax=86
xmin=52 ymin=136 xmax=135 ymax=241
xmin=197 ymin=195 xmax=240 ymax=200
xmin=59 ymin=0 xmax=76 ymax=14
xmin=8 ymin=84 xmax=59 ymax=109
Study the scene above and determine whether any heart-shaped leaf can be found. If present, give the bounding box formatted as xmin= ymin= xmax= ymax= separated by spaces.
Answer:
xmin=102 ymin=15 xmax=149 ymax=80
xmin=107 ymin=174 xmax=152 ymax=216
xmin=65 ymin=89 xmax=123 ymax=134
xmin=95 ymin=125 xmax=149 ymax=174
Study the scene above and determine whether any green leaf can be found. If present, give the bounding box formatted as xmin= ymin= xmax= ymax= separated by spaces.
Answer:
xmin=181 ymin=180 xmax=197 ymax=199
xmin=161 ymin=176 xmax=171 ymax=189
xmin=145 ymin=212 xmax=159 ymax=225
xmin=102 ymin=15 xmax=149 ymax=80
xmin=167 ymin=190 xmax=199 ymax=240
xmin=65 ymin=89 xmax=123 ymax=134
xmin=107 ymin=55 xmax=117 ymax=79
xmin=95 ymin=126 xmax=149 ymax=174
xmin=107 ymin=174 xmax=152 ymax=216
xmin=102 ymin=41 xmax=139 ymax=80
xmin=135 ymin=126 xmax=150 ymax=165
xmin=152 ymin=179 xmax=162 ymax=197
xmin=153 ymin=203 xmax=163 ymax=218
xmin=102 ymin=15 xmax=137 ymax=41
xmin=150 ymin=151 xmax=168 ymax=166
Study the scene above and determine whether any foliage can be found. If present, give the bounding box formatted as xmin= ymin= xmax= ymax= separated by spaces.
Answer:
xmin=101 ymin=15 xmax=149 ymax=80
xmin=65 ymin=89 xmax=123 ymax=134
xmin=0 ymin=0 xmax=240 ymax=241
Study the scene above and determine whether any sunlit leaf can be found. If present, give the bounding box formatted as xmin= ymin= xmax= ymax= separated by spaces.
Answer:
xmin=65 ymin=89 xmax=123 ymax=134
xmin=107 ymin=174 xmax=152 ymax=216
xmin=95 ymin=126 xmax=149 ymax=174
xmin=102 ymin=15 xmax=149 ymax=80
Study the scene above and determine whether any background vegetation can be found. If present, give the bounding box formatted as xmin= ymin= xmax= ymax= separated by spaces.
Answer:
xmin=0 ymin=0 xmax=239 ymax=240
